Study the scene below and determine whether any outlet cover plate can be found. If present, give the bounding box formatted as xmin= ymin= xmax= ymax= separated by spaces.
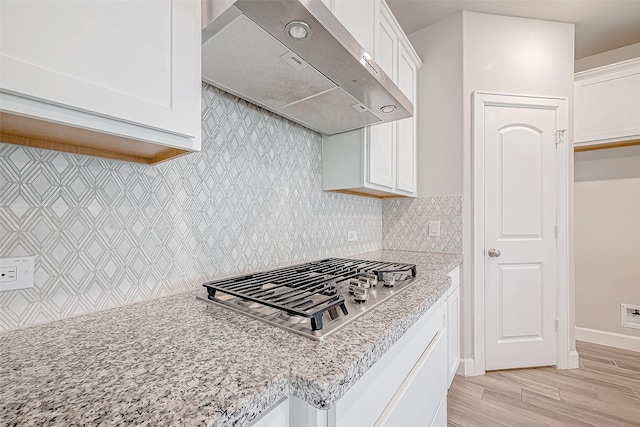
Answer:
xmin=347 ymin=230 xmax=358 ymax=242
xmin=428 ymin=221 xmax=441 ymax=237
xmin=621 ymin=303 xmax=640 ymax=330
xmin=0 ymin=256 xmax=35 ymax=291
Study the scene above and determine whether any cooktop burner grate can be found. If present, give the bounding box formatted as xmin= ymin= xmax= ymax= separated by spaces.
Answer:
xmin=202 ymin=258 xmax=417 ymax=331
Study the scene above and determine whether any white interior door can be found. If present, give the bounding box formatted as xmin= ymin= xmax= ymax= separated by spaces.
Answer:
xmin=483 ymin=100 xmax=558 ymax=370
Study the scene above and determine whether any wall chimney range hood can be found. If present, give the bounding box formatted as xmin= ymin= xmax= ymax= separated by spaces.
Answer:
xmin=201 ymin=0 xmax=413 ymax=135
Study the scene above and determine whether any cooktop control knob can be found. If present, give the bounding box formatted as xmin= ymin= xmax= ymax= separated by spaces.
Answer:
xmin=383 ymin=275 xmax=396 ymax=288
xmin=352 ymin=286 xmax=369 ymax=303
xmin=364 ymin=273 xmax=378 ymax=286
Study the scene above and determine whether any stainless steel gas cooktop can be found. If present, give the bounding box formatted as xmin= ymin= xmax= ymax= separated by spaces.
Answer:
xmin=198 ymin=258 xmax=419 ymax=341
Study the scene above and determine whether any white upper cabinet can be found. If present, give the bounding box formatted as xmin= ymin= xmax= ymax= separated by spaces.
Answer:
xmin=0 ymin=0 xmax=201 ymax=164
xmin=396 ymin=41 xmax=417 ymax=193
xmin=332 ymin=0 xmax=377 ymax=56
xmin=322 ymin=0 xmax=421 ymax=198
xmin=574 ymin=58 xmax=640 ymax=148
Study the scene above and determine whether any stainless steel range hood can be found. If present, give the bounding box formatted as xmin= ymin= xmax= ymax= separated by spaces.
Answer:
xmin=201 ymin=0 xmax=413 ymax=135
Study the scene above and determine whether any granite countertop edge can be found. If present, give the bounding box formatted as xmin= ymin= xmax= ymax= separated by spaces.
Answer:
xmin=0 ymin=250 xmax=463 ymax=427
xmin=288 ymin=274 xmax=451 ymax=410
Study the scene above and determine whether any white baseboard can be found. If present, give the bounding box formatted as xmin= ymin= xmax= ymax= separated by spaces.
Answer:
xmin=568 ymin=350 xmax=580 ymax=369
xmin=575 ymin=327 xmax=640 ymax=352
xmin=457 ymin=358 xmax=478 ymax=377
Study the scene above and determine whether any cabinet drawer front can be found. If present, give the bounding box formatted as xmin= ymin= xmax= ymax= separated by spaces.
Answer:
xmin=335 ymin=297 xmax=446 ymax=427
xmin=377 ymin=328 xmax=448 ymax=427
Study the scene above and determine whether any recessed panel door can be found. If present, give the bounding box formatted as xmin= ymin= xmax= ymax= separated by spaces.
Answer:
xmin=484 ymin=104 xmax=558 ymax=370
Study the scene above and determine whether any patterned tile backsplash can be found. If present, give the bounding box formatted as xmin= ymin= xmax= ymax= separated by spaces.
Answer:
xmin=382 ymin=196 xmax=463 ymax=254
xmin=0 ymin=84 xmax=385 ymax=331
xmin=0 ymin=84 xmax=463 ymax=331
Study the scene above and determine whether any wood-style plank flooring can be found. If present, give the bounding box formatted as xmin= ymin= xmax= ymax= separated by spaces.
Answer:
xmin=448 ymin=341 xmax=640 ymax=426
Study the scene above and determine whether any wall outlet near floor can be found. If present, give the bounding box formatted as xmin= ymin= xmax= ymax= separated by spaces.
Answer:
xmin=428 ymin=221 xmax=441 ymax=237
xmin=621 ymin=304 xmax=640 ymax=330
xmin=347 ymin=230 xmax=358 ymax=242
xmin=0 ymin=256 xmax=35 ymax=291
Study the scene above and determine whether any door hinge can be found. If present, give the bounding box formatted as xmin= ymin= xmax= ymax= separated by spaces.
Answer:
xmin=555 ymin=130 xmax=566 ymax=147
xmin=554 ymin=225 xmax=558 ymax=238
xmin=555 ymin=319 xmax=559 ymax=333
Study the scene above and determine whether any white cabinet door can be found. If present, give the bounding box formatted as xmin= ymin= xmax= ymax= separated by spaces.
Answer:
xmin=574 ymin=60 xmax=640 ymax=146
xmin=366 ymin=8 xmax=396 ymax=191
xmin=377 ymin=14 xmax=397 ymax=79
xmin=0 ymin=0 xmax=200 ymax=144
xmin=431 ymin=394 xmax=447 ymax=427
xmin=447 ymin=286 xmax=460 ymax=387
xmin=320 ymin=0 xmax=333 ymax=10
xmin=376 ymin=329 xmax=448 ymax=427
xmin=396 ymin=42 xmax=416 ymax=193
xmin=249 ymin=398 xmax=289 ymax=427
xmin=333 ymin=0 xmax=377 ymax=56
xmin=335 ymin=298 xmax=446 ymax=427
xmin=447 ymin=266 xmax=461 ymax=388
xmin=320 ymin=0 xmax=421 ymax=198
xmin=368 ymin=122 xmax=395 ymax=189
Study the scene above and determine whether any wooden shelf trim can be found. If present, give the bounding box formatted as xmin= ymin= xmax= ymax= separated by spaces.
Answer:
xmin=574 ymin=139 xmax=640 ymax=152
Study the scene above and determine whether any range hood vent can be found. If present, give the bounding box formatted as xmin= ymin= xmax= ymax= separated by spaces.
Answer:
xmin=201 ymin=0 xmax=413 ymax=135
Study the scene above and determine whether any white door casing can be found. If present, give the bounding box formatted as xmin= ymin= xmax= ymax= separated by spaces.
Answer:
xmin=472 ymin=92 xmax=572 ymax=374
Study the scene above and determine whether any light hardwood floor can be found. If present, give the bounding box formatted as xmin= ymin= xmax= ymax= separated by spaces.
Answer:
xmin=448 ymin=341 xmax=640 ymax=426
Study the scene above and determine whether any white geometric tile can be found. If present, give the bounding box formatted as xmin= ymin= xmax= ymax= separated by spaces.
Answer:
xmin=382 ymin=196 xmax=463 ymax=254
xmin=0 ymin=83 xmax=384 ymax=331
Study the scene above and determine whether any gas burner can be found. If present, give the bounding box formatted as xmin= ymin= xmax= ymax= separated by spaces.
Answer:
xmin=199 ymin=258 xmax=418 ymax=341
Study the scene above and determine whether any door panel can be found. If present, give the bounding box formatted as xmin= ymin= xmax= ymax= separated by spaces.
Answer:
xmin=499 ymin=127 xmax=543 ymax=237
xmin=498 ymin=263 xmax=543 ymax=339
xmin=484 ymin=104 xmax=557 ymax=370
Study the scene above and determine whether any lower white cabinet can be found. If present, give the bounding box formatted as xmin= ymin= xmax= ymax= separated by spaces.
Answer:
xmin=333 ymin=297 xmax=446 ymax=427
xmin=431 ymin=394 xmax=448 ymax=427
xmin=250 ymin=397 xmax=290 ymax=427
xmin=446 ymin=267 xmax=461 ymax=388
xmin=376 ymin=328 xmax=447 ymax=426
xmin=253 ymin=295 xmax=449 ymax=427
xmin=252 ymin=265 xmax=464 ymax=427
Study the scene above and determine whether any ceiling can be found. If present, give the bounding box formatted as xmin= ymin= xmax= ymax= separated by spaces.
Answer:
xmin=385 ymin=1 xmax=640 ymax=59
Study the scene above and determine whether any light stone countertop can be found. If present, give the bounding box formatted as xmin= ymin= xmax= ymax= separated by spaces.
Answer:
xmin=0 ymin=250 xmax=462 ymax=427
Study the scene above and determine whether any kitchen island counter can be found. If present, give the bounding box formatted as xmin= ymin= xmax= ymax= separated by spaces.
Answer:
xmin=0 ymin=250 xmax=462 ymax=427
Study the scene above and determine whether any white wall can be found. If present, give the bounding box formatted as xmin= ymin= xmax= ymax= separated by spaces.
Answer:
xmin=409 ymin=11 xmax=575 ymax=370
xmin=575 ymin=145 xmax=640 ymax=340
xmin=409 ymin=13 xmax=463 ymax=197
xmin=462 ymin=12 xmax=575 ymax=369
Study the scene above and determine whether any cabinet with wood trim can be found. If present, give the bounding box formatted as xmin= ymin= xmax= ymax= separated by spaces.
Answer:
xmin=574 ymin=58 xmax=640 ymax=151
xmin=322 ymin=0 xmax=421 ymax=198
xmin=0 ymin=0 xmax=201 ymax=164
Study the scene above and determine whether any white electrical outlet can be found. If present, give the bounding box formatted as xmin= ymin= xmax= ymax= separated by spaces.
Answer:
xmin=621 ymin=303 xmax=640 ymax=330
xmin=347 ymin=230 xmax=358 ymax=242
xmin=0 ymin=256 xmax=35 ymax=291
xmin=428 ymin=221 xmax=441 ymax=237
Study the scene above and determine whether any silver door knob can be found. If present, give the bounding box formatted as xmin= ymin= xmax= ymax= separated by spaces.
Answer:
xmin=488 ymin=249 xmax=501 ymax=257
